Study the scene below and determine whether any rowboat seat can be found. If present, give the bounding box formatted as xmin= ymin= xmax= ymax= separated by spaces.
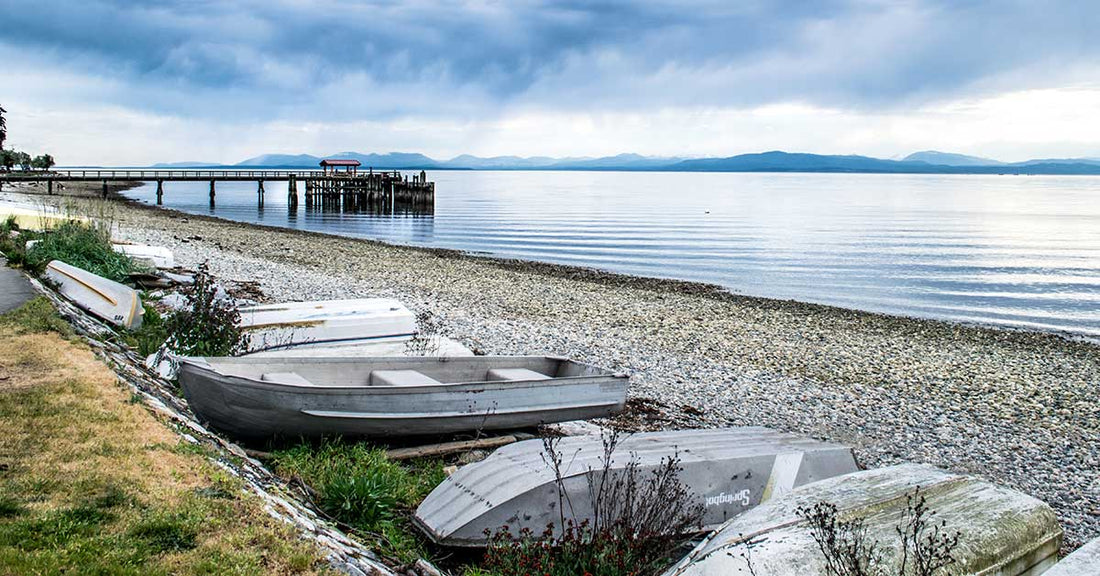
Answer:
xmin=370 ymin=370 xmax=443 ymax=387
xmin=486 ymin=368 xmax=551 ymax=382
xmin=261 ymin=372 xmax=316 ymax=386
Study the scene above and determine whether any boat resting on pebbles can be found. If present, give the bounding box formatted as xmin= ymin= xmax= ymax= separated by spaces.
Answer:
xmin=0 ymin=200 xmax=84 ymax=230
xmin=238 ymin=298 xmax=418 ymax=351
xmin=44 ymin=260 xmax=143 ymax=329
xmin=111 ymin=242 xmax=174 ymax=269
xmin=176 ymin=355 xmax=628 ymax=439
xmin=663 ymin=464 xmax=1062 ymax=576
xmin=246 ymin=335 xmax=473 ymax=358
xmin=415 ymin=427 xmax=859 ymax=547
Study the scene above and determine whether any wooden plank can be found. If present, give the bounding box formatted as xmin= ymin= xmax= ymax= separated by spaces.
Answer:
xmin=386 ymin=435 xmax=518 ymax=461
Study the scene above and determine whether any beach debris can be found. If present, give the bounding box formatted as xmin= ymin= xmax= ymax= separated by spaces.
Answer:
xmin=385 ymin=435 xmax=519 ymax=461
xmin=542 ymin=419 xmax=607 ymax=436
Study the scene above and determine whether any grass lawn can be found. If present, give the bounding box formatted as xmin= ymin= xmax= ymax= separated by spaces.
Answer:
xmin=0 ymin=297 xmax=334 ymax=575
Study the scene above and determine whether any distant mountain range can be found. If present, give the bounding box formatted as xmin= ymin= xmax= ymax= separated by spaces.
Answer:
xmin=152 ymin=150 xmax=1100 ymax=174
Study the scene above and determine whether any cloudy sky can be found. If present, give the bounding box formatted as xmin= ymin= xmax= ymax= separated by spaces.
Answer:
xmin=2 ymin=0 xmax=1099 ymax=165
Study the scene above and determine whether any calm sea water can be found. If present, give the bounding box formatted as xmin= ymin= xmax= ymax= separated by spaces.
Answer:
xmin=122 ymin=171 xmax=1100 ymax=337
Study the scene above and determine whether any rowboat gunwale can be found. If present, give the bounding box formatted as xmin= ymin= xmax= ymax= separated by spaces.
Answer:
xmin=177 ymin=355 xmax=627 ymax=396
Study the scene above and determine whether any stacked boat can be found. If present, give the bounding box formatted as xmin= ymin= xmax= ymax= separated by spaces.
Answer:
xmin=237 ymin=298 xmax=472 ymax=357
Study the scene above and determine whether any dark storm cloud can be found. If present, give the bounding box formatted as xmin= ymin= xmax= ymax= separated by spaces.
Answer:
xmin=1 ymin=0 xmax=1098 ymax=120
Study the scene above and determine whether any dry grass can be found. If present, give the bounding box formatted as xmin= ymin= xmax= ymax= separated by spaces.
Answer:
xmin=0 ymin=299 xmax=332 ymax=575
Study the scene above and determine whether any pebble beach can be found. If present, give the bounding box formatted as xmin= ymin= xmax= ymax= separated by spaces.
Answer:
xmin=5 ymin=184 xmax=1100 ymax=553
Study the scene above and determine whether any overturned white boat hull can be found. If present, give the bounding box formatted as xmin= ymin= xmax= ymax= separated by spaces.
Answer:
xmin=0 ymin=201 xmax=83 ymax=230
xmin=247 ymin=335 xmax=473 ymax=358
xmin=176 ymin=355 xmax=628 ymax=439
xmin=112 ymin=242 xmax=174 ymax=269
xmin=414 ymin=427 xmax=860 ymax=547
xmin=663 ymin=464 xmax=1061 ymax=576
xmin=44 ymin=260 xmax=143 ymax=329
xmin=239 ymin=298 xmax=417 ymax=351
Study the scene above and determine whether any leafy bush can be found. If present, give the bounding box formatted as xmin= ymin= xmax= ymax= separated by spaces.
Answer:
xmin=22 ymin=220 xmax=139 ymax=282
xmin=480 ymin=433 xmax=704 ymax=576
xmin=164 ymin=262 xmax=249 ymax=356
xmin=129 ymin=303 xmax=168 ymax=356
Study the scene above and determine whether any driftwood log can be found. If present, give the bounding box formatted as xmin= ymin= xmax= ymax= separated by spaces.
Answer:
xmin=26 ymin=276 xmax=442 ymax=576
xmin=386 ymin=435 xmax=517 ymax=461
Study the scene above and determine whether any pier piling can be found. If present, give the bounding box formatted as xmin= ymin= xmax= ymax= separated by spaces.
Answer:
xmin=102 ymin=180 xmax=108 ymax=199
xmin=47 ymin=180 xmax=53 ymax=195
xmin=156 ymin=180 xmax=164 ymax=205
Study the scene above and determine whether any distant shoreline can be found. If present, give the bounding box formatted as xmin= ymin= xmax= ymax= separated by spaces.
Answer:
xmin=76 ymin=165 xmax=1100 ymax=175
xmin=54 ymin=149 xmax=1100 ymax=175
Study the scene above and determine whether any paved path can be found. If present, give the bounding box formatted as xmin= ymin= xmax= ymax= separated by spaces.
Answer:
xmin=0 ymin=256 xmax=35 ymax=314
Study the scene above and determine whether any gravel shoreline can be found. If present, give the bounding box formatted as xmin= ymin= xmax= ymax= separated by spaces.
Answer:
xmin=7 ymin=186 xmax=1100 ymax=553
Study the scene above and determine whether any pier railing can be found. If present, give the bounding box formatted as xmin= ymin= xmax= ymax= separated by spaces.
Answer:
xmin=0 ymin=169 xmax=407 ymax=181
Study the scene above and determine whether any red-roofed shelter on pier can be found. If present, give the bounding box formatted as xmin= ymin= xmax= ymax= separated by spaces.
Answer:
xmin=320 ymin=158 xmax=361 ymax=176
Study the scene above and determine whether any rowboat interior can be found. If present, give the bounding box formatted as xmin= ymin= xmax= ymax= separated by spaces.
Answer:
xmin=190 ymin=356 xmax=612 ymax=388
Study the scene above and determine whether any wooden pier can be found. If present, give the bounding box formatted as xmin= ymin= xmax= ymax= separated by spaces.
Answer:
xmin=302 ymin=170 xmax=434 ymax=212
xmin=0 ymin=166 xmax=435 ymax=212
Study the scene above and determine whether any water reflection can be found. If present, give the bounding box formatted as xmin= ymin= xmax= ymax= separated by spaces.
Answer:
xmin=121 ymin=172 xmax=1100 ymax=336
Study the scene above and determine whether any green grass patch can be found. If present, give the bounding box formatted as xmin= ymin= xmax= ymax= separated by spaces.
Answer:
xmin=270 ymin=440 xmax=446 ymax=564
xmin=22 ymin=220 xmax=143 ymax=282
xmin=0 ymin=296 xmax=74 ymax=337
xmin=0 ymin=496 xmax=25 ymax=519
xmin=129 ymin=512 xmax=200 ymax=553
xmin=0 ymin=325 xmax=331 ymax=574
xmin=127 ymin=302 xmax=169 ymax=356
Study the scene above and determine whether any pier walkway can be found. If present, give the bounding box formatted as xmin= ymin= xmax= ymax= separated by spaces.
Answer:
xmin=0 ymin=168 xmax=435 ymax=210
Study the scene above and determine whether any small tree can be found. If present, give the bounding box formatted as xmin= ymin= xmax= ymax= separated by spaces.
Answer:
xmin=15 ymin=151 xmax=31 ymax=172
xmin=31 ymin=154 xmax=54 ymax=171
xmin=0 ymin=149 xmax=13 ymax=172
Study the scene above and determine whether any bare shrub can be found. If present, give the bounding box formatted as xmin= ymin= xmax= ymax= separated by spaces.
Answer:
xmin=797 ymin=486 xmax=961 ymax=576
xmin=484 ymin=431 xmax=704 ymax=576
xmin=404 ymin=310 xmax=441 ymax=356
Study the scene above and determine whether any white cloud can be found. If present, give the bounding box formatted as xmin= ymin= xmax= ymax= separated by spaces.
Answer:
xmin=6 ymin=86 xmax=1100 ymax=165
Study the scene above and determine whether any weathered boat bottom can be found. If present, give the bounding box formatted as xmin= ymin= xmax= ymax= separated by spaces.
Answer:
xmin=414 ymin=427 xmax=860 ymax=547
